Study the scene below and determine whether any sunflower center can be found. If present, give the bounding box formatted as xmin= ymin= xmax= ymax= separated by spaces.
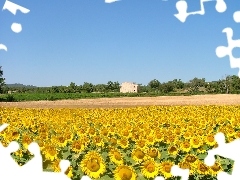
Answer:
xmin=102 ymin=129 xmax=108 ymax=136
xmin=138 ymin=141 xmax=145 ymax=148
xmin=146 ymin=163 xmax=155 ymax=173
xmin=212 ymin=164 xmax=221 ymax=171
xmin=169 ymin=146 xmax=177 ymax=153
xmin=48 ymin=148 xmax=56 ymax=156
xmin=66 ymin=133 xmax=71 ymax=139
xmin=95 ymin=137 xmax=101 ymax=143
xmin=186 ymin=156 xmax=197 ymax=163
xmin=199 ymin=164 xmax=208 ymax=172
xmin=114 ymin=152 xmax=122 ymax=161
xmin=75 ymin=144 xmax=81 ymax=149
xmin=58 ymin=137 xmax=65 ymax=143
xmin=22 ymin=136 xmax=32 ymax=144
xmin=148 ymin=136 xmax=154 ymax=142
xmin=110 ymin=138 xmax=117 ymax=145
xmin=156 ymin=133 xmax=162 ymax=139
xmin=119 ymin=168 xmax=132 ymax=180
xmin=89 ymin=128 xmax=95 ymax=135
xmin=123 ymin=131 xmax=129 ymax=136
xmin=183 ymin=142 xmax=190 ymax=148
xmin=193 ymin=139 xmax=199 ymax=145
xmin=207 ymin=135 xmax=214 ymax=142
xmin=87 ymin=159 xmax=100 ymax=172
xmin=164 ymin=165 xmax=171 ymax=173
xmin=180 ymin=162 xmax=190 ymax=169
xmin=149 ymin=149 xmax=158 ymax=158
xmin=121 ymin=140 xmax=128 ymax=146
xmin=12 ymin=131 xmax=19 ymax=137
xmin=135 ymin=150 xmax=144 ymax=159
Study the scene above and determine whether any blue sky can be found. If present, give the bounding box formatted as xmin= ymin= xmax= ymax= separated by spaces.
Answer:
xmin=0 ymin=0 xmax=240 ymax=87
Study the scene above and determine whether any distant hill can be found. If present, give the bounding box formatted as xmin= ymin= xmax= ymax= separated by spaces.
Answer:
xmin=6 ymin=83 xmax=37 ymax=88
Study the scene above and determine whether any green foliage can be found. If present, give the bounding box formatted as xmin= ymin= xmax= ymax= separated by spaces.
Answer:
xmin=0 ymin=66 xmax=5 ymax=93
xmin=3 ymin=75 xmax=240 ymax=101
xmin=148 ymin=79 xmax=161 ymax=90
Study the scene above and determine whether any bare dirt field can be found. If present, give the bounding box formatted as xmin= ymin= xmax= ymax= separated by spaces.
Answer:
xmin=0 ymin=94 xmax=240 ymax=109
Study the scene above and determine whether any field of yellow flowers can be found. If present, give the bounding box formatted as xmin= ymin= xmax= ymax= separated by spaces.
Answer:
xmin=0 ymin=105 xmax=239 ymax=180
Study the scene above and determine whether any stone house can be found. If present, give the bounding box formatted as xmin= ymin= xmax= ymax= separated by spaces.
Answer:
xmin=120 ymin=82 xmax=139 ymax=93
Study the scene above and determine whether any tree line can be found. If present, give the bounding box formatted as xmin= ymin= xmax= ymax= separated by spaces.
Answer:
xmin=1 ymin=66 xmax=240 ymax=94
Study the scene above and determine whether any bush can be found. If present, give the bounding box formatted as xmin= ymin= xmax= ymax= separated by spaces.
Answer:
xmin=6 ymin=94 xmax=15 ymax=102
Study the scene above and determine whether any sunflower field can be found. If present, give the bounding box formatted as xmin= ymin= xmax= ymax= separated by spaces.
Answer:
xmin=0 ymin=105 xmax=239 ymax=180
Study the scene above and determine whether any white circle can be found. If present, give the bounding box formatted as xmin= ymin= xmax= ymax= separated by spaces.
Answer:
xmin=11 ymin=23 xmax=22 ymax=33
xmin=215 ymin=0 xmax=227 ymax=13
xmin=233 ymin=11 xmax=240 ymax=23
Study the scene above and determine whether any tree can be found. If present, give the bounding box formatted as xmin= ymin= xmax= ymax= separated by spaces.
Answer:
xmin=107 ymin=81 xmax=114 ymax=92
xmin=160 ymin=81 xmax=174 ymax=93
xmin=148 ymin=79 xmax=160 ymax=90
xmin=51 ymin=86 xmax=60 ymax=93
xmin=230 ymin=75 xmax=240 ymax=93
xmin=82 ymin=82 xmax=94 ymax=93
xmin=188 ymin=77 xmax=206 ymax=93
xmin=0 ymin=66 xmax=5 ymax=93
xmin=172 ymin=79 xmax=185 ymax=89
xmin=221 ymin=75 xmax=231 ymax=94
xmin=69 ymin=82 xmax=77 ymax=93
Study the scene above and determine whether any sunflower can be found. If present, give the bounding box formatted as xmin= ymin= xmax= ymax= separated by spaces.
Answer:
xmin=154 ymin=131 xmax=164 ymax=142
xmin=180 ymin=141 xmax=191 ymax=153
xmin=42 ymin=144 xmax=59 ymax=161
xmin=141 ymin=159 xmax=159 ymax=179
xmin=7 ymin=130 xmax=20 ymax=142
xmin=226 ymin=127 xmax=236 ymax=137
xmin=114 ymin=165 xmax=137 ymax=180
xmin=52 ymin=135 xmax=68 ymax=148
xmin=39 ymin=132 xmax=49 ymax=141
xmin=196 ymin=161 xmax=210 ymax=175
xmin=167 ymin=145 xmax=179 ymax=156
xmin=80 ymin=151 xmax=106 ymax=179
xmin=132 ymin=148 xmax=146 ymax=163
xmin=178 ymin=161 xmax=194 ymax=175
xmin=49 ymin=159 xmax=61 ymax=172
xmin=65 ymin=166 xmax=74 ymax=179
xmin=21 ymin=134 xmax=33 ymax=149
xmin=131 ymin=133 xmax=141 ymax=141
xmin=183 ymin=131 xmax=192 ymax=140
xmin=190 ymin=137 xmax=203 ymax=149
xmin=135 ymin=139 xmax=147 ymax=150
xmin=64 ymin=131 xmax=74 ymax=142
xmin=166 ymin=135 xmax=177 ymax=144
xmin=209 ymin=161 xmax=223 ymax=176
xmin=159 ymin=161 xmax=174 ymax=179
xmin=146 ymin=148 xmax=161 ymax=160
xmin=121 ymin=130 xmax=132 ymax=139
xmin=81 ymin=135 xmax=90 ymax=147
xmin=146 ymin=135 xmax=156 ymax=146
xmin=183 ymin=154 xmax=199 ymax=168
xmin=109 ymin=137 xmax=118 ymax=146
xmin=118 ymin=138 xmax=129 ymax=149
xmin=100 ymin=128 xmax=109 ymax=137
xmin=71 ymin=139 xmax=85 ymax=153
xmin=87 ymin=127 xmax=96 ymax=137
xmin=93 ymin=136 xmax=104 ymax=148
xmin=109 ymin=148 xmax=124 ymax=165
xmin=174 ymin=128 xmax=182 ymax=136
xmin=205 ymin=134 xmax=216 ymax=146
